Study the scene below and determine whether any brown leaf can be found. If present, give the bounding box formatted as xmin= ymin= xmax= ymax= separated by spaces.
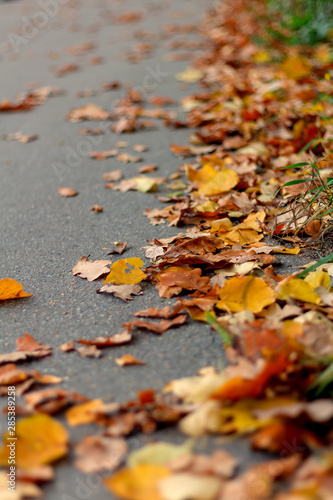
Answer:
xmin=97 ymin=284 xmax=142 ymax=301
xmin=58 ymin=186 xmax=78 ymax=197
xmin=115 ymin=355 xmax=145 ymax=366
xmin=66 ymin=103 xmax=111 ymax=122
xmin=107 ymin=241 xmax=129 ymax=255
xmin=56 ymin=62 xmax=79 ymax=77
xmin=103 ymin=170 xmax=123 ymax=182
xmin=123 ymin=315 xmax=187 ymax=334
xmin=134 ymin=304 xmax=183 ymax=319
xmin=73 ymin=256 xmax=111 ymax=281
xmin=75 ymin=436 xmax=127 ymax=474
xmin=91 ymin=205 xmax=103 ymax=213
xmin=117 ymin=153 xmax=142 ymax=163
xmin=76 ymin=345 xmax=102 ymax=358
xmin=16 ymin=465 xmax=54 ymax=483
xmin=24 ymin=388 xmax=87 ymax=414
xmin=139 ymin=164 xmax=158 ymax=173
xmin=157 ymin=268 xmax=211 ymax=297
xmin=58 ymin=341 xmax=75 ymax=352
xmin=89 ymin=149 xmax=118 ymax=159
xmin=16 ymin=334 xmax=51 ymax=357
xmin=78 ymin=330 xmax=132 ymax=347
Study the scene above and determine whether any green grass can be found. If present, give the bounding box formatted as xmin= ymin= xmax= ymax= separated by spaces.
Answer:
xmin=267 ymin=0 xmax=333 ymax=45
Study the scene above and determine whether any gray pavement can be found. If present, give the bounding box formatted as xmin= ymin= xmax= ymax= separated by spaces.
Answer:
xmin=0 ymin=1 xmax=301 ymax=498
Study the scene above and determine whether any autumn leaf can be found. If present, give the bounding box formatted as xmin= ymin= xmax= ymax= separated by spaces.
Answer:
xmin=0 ymin=414 xmax=68 ymax=468
xmin=104 ymin=464 xmax=170 ymax=500
xmin=0 ymin=278 xmax=32 ymax=301
xmin=217 ymin=276 xmax=275 ymax=313
xmin=127 ymin=440 xmax=193 ymax=467
xmin=158 ymin=473 xmax=222 ymax=500
xmin=66 ymin=103 xmax=111 ymax=122
xmin=66 ymin=399 xmax=104 ymax=426
xmin=104 ymin=258 xmax=146 ymax=285
xmin=115 ymin=354 xmax=145 ymax=366
xmin=278 ymin=279 xmax=321 ymax=304
xmin=156 ymin=266 xmax=211 ymax=298
xmin=74 ymin=436 xmax=127 ymax=474
xmin=97 ymin=284 xmax=142 ymax=301
xmin=77 ymin=330 xmax=132 ymax=347
xmin=58 ymin=187 xmax=78 ymax=197
xmin=187 ymin=163 xmax=239 ymax=196
xmin=123 ymin=315 xmax=187 ymax=334
xmin=73 ymin=256 xmax=111 ymax=282
xmin=280 ymin=54 xmax=311 ymax=80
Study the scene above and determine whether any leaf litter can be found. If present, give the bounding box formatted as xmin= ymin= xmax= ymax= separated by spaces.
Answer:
xmin=4 ymin=0 xmax=333 ymax=498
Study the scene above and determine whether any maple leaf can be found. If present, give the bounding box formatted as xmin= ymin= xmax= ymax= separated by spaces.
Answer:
xmin=156 ymin=267 xmax=211 ymax=298
xmin=0 ymin=414 xmax=68 ymax=468
xmin=16 ymin=334 xmax=52 ymax=358
xmin=97 ymin=284 xmax=142 ymax=301
xmin=104 ymin=258 xmax=146 ymax=285
xmin=0 ymin=278 xmax=32 ymax=302
xmin=73 ymin=256 xmax=111 ymax=281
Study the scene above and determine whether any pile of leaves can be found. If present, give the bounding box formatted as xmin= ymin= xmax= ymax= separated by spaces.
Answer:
xmin=2 ymin=0 xmax=333 ymax=498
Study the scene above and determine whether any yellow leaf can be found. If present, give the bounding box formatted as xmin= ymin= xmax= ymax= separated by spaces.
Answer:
xmin=253 ymin=50 xmax=271 ymax=63
xmin=135 ymin=177 xmax=158 ymax=193
xmin=278 ymin=279 xmax=321 ymax=304
xmin=211 ymin=212 xmax=266 ymax=246
xmin=304 ymin=270 xmax=331 ymax=290
xmin=128 ymin=440 xmax=194 ymax=467
xmin=0 ymin=278 xmax=32 ymax=301
xmin=217 ymin=276 xmax=275 ymax=313
xmin=280 ymin=54 xmax=311 ymax=80
xmin=176 ymin=67 xmax=203 ymax=83
xmin=0 ymin=414 xmax=68 ymax=469
xmin=187 ymin=164 xmax=238 ymax=196
xmin=104 ymin=464 xmax=170 ymax=500
xmin=104 ymin=258 xmax=146 ymax=285
xmin=66 ymin=399 xmax=104 ymax=426
xmin=158 ymin=473 xmax=222 ymax=500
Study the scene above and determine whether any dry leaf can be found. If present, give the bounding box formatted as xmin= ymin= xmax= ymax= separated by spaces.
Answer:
xmin=123 ymin=315 xmax=187 ymax=334
xmin=104 ymin=464 xmax=170 ymax=500
xmin=158 ymin=473 xmax=222 ymax=500
xmin=115 ymin=354 xmax=145 ymax=366
xmin=67 ymin=103 xmax=111 ymax=122
xmin=73 ymin=256 xmax=111 ymax=281
xmin=104 ymin=258 xmax=146 ymax=285
xmin=217 ymin=276 xmax=275 ymax=313
xmin=97 ymin=284 xmax=142 ymax=301
xmin=77 ymin=330 xmax=132 ymax=347
xmin=58 ymin=186 xmax=78 ymax=197
xmin=89 ymin=149 xmax=118 ymax=159
xmin=75 ymin=436 xmax=127 ymax=474
xmin=0 ymin=278 xmax=32 ymax=301
xmin=76 ymin=345 xmax=102 ymax=358
xmin=66 ymin=399 xmax=104 ymax=426
xmin=103 ymin=170 xmax=123 ymax=182
xmin=0 ymin=414 xmax=68 ymax=468
xmin=91 ymin=205 xmax=103 ymax=213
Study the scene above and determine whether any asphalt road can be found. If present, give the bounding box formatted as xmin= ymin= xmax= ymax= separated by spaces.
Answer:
xmin=0 ymin=1 xmax=305 ymax=498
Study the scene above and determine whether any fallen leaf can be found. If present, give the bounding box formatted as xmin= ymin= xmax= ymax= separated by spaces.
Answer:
xmin=77 ymin=330 xmax=132 ymax=347
xmin=0 ymin=414 xmax=68 ymax=468
xmin=158 ymin=473 xmax=222 ymax=500
xmin=117 ymin=153 xmax=142 ymax=163
xmin=66 ymin=399 xmax=104 ymax=426
xmin=66 ymin=103 xmax=111 ymax=122
xmin=58 ymin=341 xmax=75 ymax=352
xmin=115 ymin=354 xmax=145 ymax=366
xmin=89 ymin=149 xmax=118 ymax=159
xmin=0 ymin=278 xmax=32 ymax=301
xmin=91 ymin=204 xmax=103 ymax=213
xmin=280 ymin=54 xmax=311 ymax=80
xmin=16 ymin=334 xmax=52 ymax=358
xmin=97 ymin=284 xmax=142 ymax=301
xmin=104 ymin=258 xmax=146 ymax=285
xmin=73 ymin=256 xmax=111 ymax=281
xmin=128 ymin=440 xmax=193 ymax=467
xmin=103 ymin=170 xmax=123 ymax=182
xmin=106 ymin=241 xmax=129 ymax=255
xmin=58 ymin=186 xmax=78 ymax=197
xmin=123 ymin=315 xmax=187 ymax=334
xmin=75 ymin=436 xmax=127 ymax=474
xmin=105 ymin=464 xmax=170 ymax=500
xmin=157 ymin=267 xmax=211 ymax=298
xmin=0 ymin=471 xmax=43 ymax=499
xmin=217 ymin=276 xmax=275 ymax=313
xmin=24 ymin=388 xmax=87 ymax=414
xmin=76 ymin=345 xmax=102 ymax=358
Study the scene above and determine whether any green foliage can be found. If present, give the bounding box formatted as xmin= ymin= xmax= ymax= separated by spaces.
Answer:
xmin=267 ymin=0 xmax=333 ymax=44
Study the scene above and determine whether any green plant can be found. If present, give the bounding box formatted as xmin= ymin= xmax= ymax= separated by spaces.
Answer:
xmin=267 ymin=0 xmax=333 ymax=45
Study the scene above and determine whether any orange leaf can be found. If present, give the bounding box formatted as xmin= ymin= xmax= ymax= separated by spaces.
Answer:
xmin=104 ymin=464 xmax=170 ymax=500
xmin=66 ymin=399 xmax=104 ymax=426
xmin=0 ymin=414 xmax=68 ymax=468
xmin=0 ymin=278 xmax=32 ymax=301
xmin=104 ymin=258 xmax=146 ymax=285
